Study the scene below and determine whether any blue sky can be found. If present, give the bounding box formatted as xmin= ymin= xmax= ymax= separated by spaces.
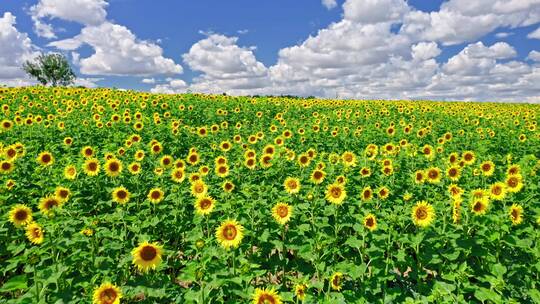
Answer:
xmin=1 ymin=0 xmax=539 ymax=102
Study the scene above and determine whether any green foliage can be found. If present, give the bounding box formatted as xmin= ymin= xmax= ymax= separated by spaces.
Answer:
xmin=22 ymin=53 xmax=76 ymax=87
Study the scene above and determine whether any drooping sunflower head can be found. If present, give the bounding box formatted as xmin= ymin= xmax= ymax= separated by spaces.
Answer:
xmin=39 ymin=196 xmax=61 ymax=216
xmin=294 ymin=283 xmax=308 ymax=301
xmin=272 ymin=202 xmax=293 ymax=225
xmin=215 ymin=219 xmax=244 ymax=250
xmin=194 ymin=196 xmax=215 ymax=216
xmin=330 ymin=272 xmax=343 ymax=291
xmin=92 ymin=282 xmax=122 ymax=304
xmin=325 ymin=183 xmax=346 ymax=205
xmin=284 ymin=177 xmax=301 ymax=195
xmin=112 ymin=186 xmax=130 ymax=204
xmin=26 ymin=222 xmax=44 ymax=245
xmin=509 ymin=204 xmax=523 ymax=225
xmin=252 ymin=287 xmax=282 ymax=304
xmin=8 ymin=204 xmax=33 ymax=227
xmin=363 ymin=214 xmax=377 ymax=231
xmin=412 ymin=201 xmax=435 ymax=227
xmin=147 ymin=188 xmax=165 ymax=204
xmin=104 ymin=158 xmax=122 ymax=177
xmin=131 ymin=241 xmax=163 ymax=272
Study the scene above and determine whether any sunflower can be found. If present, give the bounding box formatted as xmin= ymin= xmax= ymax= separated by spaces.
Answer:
xmin=81 ymin=146 xmax=94 ymax=158
xmin=412 ymin=201 xmax=435 ymax=227
xmin=330 ymin=272 xmax=343 ymax=291
xmin=272 ymin=202 xmax=293 ymax=225
xmin=187 ymin=152 xmax=200 ymax=165
xmin=359 ymin=167 xmax=371 ymax=178
xmin=325 ymin=183 xmax=346 ymax=205
xmin=297 ymin=153 xmax=311 ymax=167
xmin=426 ymin=167 xmax=442 ymax=184
xmin=506 ymin=164 xmax=521 ymax=176
xmin=361 ymin=186 xmax=373 ymax=201
xmin=339 ymin=151 xmax=355 ymax=167
xmin=160 ymin=155 xmax=173 ymax=168
xmin=191 ymin=180 xmax=208 ymax=197
xmin=26 ymin=222 xmax=44 ymax=245
xmin=0 ymin=160 xmax=14 ymax=174
xmin=171 ymin=168 xmax=185 ymax=183
xmin=363 ymin=214 xmax=377 ymax=231
xmin=147 ymin=188 xmax=165 ymax=204
xmin=448 ymin=184 xmax=463 ymax=198
xmin=509 ymin=204 xmax=523 ymax=225
xmin=128 ymin=162 xmax=142 ymax=175
xmin=55 ymin=186 xmax=71 ymax=203
xmin=479 ymin=161 xmax=495 ymax=176
xmin=39 ymin=196 xmax=61 ymax=216
xmin=462 ymin=151 xmax=476 ymax=165
xmin=215 ymin=164 xmax=230 ymax=177
xmin=194 ymin=196 xmax=215 ymax=216
xmin=104 ymin=158 xmax=122 ymax=177
xmin=64 ymin=165 xmax=77 ymax=179
xmin=112 ymin=187 xmax=130 ymax=204
xmin=446 ymin=166 xmax=461 ymax=181
xmin=37 ymin=151 xmax=54 ymax=166
xmin=83 ymin=158 xmax=100 ymax=176
xmin=377 ymin=186 xmax=390 ymax=200
xmin=470 ymin=197 xmax=489 ymax=216
xmin=452 ymin=197 xmax=462 ymax=224
xmin=8 ymin=204 xmax=33 ymax=227
xmin=132 ymin=241 xmax=163 ymax=272
xmin=294 ymin=283 xmax=308 ymax=301
xmin=215 ymin=219 xmax=244 ymax=249
xmin=505 ymin=174 xmax=524 ymax=193
xmin=93 ymin=282 xmax=122 ymax=304
xmin=309 ymin=169 xmax=326 ymax=184
xmin=413 ymin=170 xmax=425 ymax=184
xmin=222 ymin=180 xmax=235 ymax=193
xmin=252 ymin=287 xmax=282 ymax=304
xmin=284 ymin=177 xmax=301 ymax=195
xmin=489 ymin=182 xmax=507 ymax=201
xmin=244 ymin=158 xmax=257 ymax=170
xmin=6 ymin=179 xmax=15 ymax=190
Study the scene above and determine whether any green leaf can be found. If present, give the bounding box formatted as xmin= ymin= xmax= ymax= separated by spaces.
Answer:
xmin=0 ymin=275 xmax=27 ymax=292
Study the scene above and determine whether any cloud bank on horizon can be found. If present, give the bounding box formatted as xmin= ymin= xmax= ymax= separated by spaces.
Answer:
xmin=1 ymin=0 xmax=539 ymax=102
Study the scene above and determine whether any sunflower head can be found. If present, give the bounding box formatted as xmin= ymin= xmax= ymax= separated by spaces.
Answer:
xmin=284 ymin=177 xmax=301 ymax=195
xmin=194 ymin=196 xmax=215 ymax=216
xmin=330 ymin=272 xmax=343 ymax=291
xmin=215 ymin=219 xmax=244 ymax=250
xmin=104 ymin=158 xmax=122 ymax=177
xmin=93 ymin=282 xmax=122 ymax=304
xmin=471 ymin=197 xmax=489 ymax=216
xmin=84 ymin=158 xmax=101 ymax=176
xmin=272 ymin=202 xmax=293 ymax=225
xmin=509 ymin=204 xmax=523 ymax=225
xmin=112 ymin=187 xmax=130 ymax=204
xmin=252 ymin=287 xmax=282 ymax=304
xmin=8 ymin=204 xmax=33 ymax=227
xmin=294 ymin=283 xmax=308 ymax=301
xmin=364 ymin=214 xmax=377 ymax=231
xmin=26 ymin=222 xmax=44 ymax=245
xmin=132 ymin=241 xmax=163 ymax=272
xmin=412 ymin=201 xmax=435 ymax=227
xmin=147 ymin=188 xmax=165 ymax=204
xmin=37 ymin=151 xmax=54 ymax=166
xmin=325 ymin=183 xmax=346 ymax=205
xmin=39 ymin=196 xmax=61 ymax=216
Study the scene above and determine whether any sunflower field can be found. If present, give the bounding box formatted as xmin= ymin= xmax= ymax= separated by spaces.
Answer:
xmin=1 ymin=87 xmax=539 ymax=304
